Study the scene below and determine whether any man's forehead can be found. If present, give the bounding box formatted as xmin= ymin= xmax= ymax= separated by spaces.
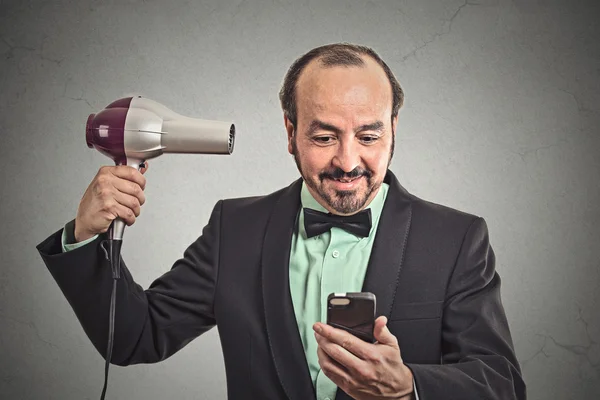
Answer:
xmin=297 ymin=55 xmax=387 ymax=88
xmin=295 ymin=56 xmax=392 ymax=116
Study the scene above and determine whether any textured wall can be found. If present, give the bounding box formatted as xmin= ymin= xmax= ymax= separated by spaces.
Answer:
xmin=1 ymin=0 xmax=598 ymax=399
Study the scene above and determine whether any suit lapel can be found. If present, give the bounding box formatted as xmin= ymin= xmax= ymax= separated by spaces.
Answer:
xmin=336 ymin=170 xmax=414 ymax=400
xmin=261 ymin=178 xmax=316 ymax=400
xmin=362 ymin=170 xmax=414 ymax=317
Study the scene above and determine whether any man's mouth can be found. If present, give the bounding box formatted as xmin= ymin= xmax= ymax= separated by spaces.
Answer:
xmin=333 ymin=176 xmax=360 ymax=183
xmin=326 ymin=175 xmax=363 ymax=189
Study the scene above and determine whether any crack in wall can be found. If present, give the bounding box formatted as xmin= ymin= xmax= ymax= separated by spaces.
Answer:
xmin=62 ymin=78 xmax=93 ymax=109
xmin=510 ymin=137 xmax=568 ymax=161
xmin=1 ymin=36 xmax=35 ymax=59
xmin=525 ymin=306 xmax=599 ymax=379
xmin=558 ymin=88 xmax=592 ymax=114
xmin=1 ymin=35 xmax=64 ymax=65
xmin=400 ymin=0 xmax=479 ymax=62
xmin=520 ymin=334 xmax=550 ymax=368
xmin=0 ymin=313 xmax=59 ymax=350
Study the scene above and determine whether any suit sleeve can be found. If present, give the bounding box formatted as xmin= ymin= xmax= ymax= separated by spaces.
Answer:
xmin=406 ymin=217 xmax=526 ymax=400
xmin=36 ymin=200 xmax=223 ymax=366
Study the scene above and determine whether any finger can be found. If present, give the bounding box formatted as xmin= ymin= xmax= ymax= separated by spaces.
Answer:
xmin=112 ymin=176 xmax=146 ymax=206
xmin=314 ymin=322 xmax=374 ymax=361
xmin=109 ymin=165 xmax=147 ymax=190
xmin=112 ymin=190 xmax=142 ymax=217
xmin=317 ymin=345 xmax=354 ymax=391
xmin=373 ymin=316 xmax=398 ymax=347
xmin=107 ymin=201 xmax=137 ymax=226
xmin=315 ymin=331 xmax=366 ymax=373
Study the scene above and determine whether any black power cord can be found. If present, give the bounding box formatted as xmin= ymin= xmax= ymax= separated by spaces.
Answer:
xmin=99 ymin=238 xmax=123 ymax=400
xmin=96 ymin=161 xmax=143 ymax=399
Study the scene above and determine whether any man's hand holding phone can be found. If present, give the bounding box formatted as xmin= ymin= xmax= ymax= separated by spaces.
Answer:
xmin=315 ymin=293 xmax=415 ymax=400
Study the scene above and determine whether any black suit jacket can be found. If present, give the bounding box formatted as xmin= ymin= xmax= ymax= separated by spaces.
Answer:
xmin=37 ymin=170 xmax=525 ymax=399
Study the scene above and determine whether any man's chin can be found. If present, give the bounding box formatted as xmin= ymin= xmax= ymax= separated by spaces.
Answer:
xmin=320 ymin=190 xmax=369 ymax=214
xmin=322 ymin=183 xmax=364 ymax=200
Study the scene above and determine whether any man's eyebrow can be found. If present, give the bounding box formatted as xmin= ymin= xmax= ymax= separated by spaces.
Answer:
xmin=307 ymin=120 xmax=343 ymax=135
xmin=306 ymin=120 xmax=385 ymax=135
xmin=356 ymin=121 xmax=384 ymax=133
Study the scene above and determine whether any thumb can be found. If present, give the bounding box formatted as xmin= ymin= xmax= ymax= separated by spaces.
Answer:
xmin=373 ymin=316 xmax=397 ymax=346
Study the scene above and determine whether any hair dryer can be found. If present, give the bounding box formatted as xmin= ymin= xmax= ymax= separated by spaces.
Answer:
xmin=86 ymin=95 xmax=235 ymax=240
xmin=85 ymin=96 xmax=235 ymax=400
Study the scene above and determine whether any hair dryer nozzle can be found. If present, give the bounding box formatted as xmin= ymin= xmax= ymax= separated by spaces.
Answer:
xmin=228 ymin=124 xmax=235 ymax=154
xmin=160 ymin=117 xmax=236 ymax=155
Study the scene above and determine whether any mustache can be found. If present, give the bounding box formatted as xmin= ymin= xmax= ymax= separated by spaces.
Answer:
xmin=319 ymin=167 xmax=373 ymax=181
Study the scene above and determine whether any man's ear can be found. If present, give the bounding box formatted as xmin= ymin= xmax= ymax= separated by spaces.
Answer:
xmin=392 ymin=115 xmax=398 ymax=136
xmin=284 ymin=114 xmax=295 ymax=155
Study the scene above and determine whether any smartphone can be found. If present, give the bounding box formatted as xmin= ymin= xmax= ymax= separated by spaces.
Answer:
xmin=326 ymin=292 xmax=376 ymax=343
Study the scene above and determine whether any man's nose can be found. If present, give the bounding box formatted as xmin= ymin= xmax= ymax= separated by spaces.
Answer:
xmin=331 ymin=140 xmax=360 ymax=173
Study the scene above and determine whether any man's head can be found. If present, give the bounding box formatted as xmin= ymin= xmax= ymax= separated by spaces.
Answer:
xmin=279 ymin=43 xmax=404 ymax=215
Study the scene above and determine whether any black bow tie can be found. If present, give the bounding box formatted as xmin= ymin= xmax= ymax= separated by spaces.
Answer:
xmin=303 ymin=208 xmax=372 ymax=238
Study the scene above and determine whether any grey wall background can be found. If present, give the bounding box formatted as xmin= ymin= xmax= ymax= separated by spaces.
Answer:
xmin=1 ymin=0 xmax=598 ymax=398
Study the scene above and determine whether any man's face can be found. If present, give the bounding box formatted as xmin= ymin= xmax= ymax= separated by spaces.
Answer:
xmin=285 ymin=56 xmax=397 ymax=215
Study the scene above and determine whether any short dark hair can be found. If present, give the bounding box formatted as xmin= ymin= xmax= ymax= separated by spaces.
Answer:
xmin=279 ymin=43 xmax=404 ymax=128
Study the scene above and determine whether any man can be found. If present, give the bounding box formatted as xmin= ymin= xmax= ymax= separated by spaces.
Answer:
xmin=37 ymin=43 xmax=526 ymax=399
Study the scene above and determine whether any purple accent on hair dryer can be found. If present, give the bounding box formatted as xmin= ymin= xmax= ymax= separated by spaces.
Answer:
xmin=86 ymin=101 xmax=131 ymax=166
xmin=105 ymin=97 xmax=133 ymax=110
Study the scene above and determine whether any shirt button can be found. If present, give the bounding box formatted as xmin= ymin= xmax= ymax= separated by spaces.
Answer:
xmin=332 ymin=250 xmax=340 ymax=258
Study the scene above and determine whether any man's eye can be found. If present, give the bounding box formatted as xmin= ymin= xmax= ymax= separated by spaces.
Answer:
xmin=361 ymin=136 xmax=378 ymax=144
xmin=314 ymin=136 xmax=334 ymax=143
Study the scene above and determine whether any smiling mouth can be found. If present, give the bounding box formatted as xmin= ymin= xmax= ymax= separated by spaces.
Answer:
xmin=326 ymin=176 xmax=364 ymax=186
xmin=333 ymin=177 xmax=361 ymax=183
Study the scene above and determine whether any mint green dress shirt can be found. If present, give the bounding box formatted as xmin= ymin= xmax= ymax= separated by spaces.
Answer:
xmin=289 ymin=182 xmax=389 ymax=400
xmin=61 ymin=182 xmax=413 ymax=400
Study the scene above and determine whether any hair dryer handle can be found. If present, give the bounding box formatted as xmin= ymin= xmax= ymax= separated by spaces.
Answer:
xmin=108 ymin=159 xmax=144 ymax=240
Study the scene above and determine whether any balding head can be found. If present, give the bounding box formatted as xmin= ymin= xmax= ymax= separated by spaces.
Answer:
xmin=279 ymin=43 xmax=404 ymax=129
